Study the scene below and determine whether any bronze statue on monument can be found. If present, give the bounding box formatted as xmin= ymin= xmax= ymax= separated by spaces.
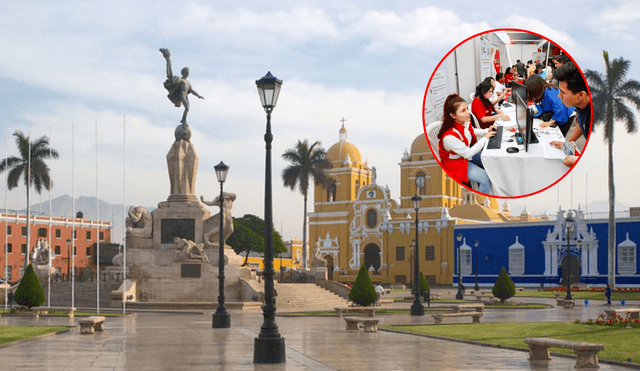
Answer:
xmin=160 ymin=48 xmax=204 ymax=141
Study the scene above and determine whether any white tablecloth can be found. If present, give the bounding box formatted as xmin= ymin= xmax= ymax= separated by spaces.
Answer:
xmin=481 ymin=105 xmax=570 ymax=197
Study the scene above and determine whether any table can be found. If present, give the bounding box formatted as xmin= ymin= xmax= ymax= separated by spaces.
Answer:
xmin=481 ymin=105 xmax=570 ymax=197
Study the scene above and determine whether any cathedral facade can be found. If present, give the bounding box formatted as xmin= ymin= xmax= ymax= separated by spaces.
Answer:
xmin=309 ymin=125 xmax=640 ymax=287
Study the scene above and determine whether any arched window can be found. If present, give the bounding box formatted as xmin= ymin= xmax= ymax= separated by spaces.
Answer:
xmin=327 ymin=183 xmax=337 ymax=202
xmin=366 ymin=209 xmax=378 ymax=229
xmin=416 ymin=171 xmax=426 ymax=195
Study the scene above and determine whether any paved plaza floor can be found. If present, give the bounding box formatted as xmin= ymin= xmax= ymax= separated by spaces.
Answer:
xmin=0 ymin=293 xmax=637 ymax=370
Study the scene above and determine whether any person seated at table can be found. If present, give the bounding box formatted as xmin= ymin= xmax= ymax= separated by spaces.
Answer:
xmin=438 ymin=94 xmax=496 ymax=195
xmin=504 ymin=67 xmax=514 ymax=88
xmin=485 ymin=77 xmax=507 ymax=107
xmin=525 ymin=74 xmax=575 ymax=136
xmin=471 ymin=80 xmax=511 ymax=129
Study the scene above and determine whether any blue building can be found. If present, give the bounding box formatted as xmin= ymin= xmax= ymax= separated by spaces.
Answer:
xmin=454 ymin=207 xmax=640 ymax=287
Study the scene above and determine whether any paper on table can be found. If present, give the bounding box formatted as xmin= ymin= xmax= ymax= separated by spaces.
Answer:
xmin=542 ymin=141 xmax=568 ymax=159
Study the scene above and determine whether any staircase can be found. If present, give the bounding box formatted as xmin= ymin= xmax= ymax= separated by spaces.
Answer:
xmin=275 ymin=283 xmax=349 ymax=311
xmin=44 ymin=281 xmax=121 ymax=309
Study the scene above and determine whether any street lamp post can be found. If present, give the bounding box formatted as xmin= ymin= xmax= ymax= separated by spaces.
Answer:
xmin=212 ymin=161 xmax=230 ymax=328
xmin=474 ymin=240 xmax=480 ymax=291
xmin=456 ymin=233 xmax=464 ymax=300
xmin=564 ymin=211 xmax=575 ymax=301
xmin=253 ymin=71 xmax=286 ymax=364
xmin=410 ymin=194 xmax=424 ymax=316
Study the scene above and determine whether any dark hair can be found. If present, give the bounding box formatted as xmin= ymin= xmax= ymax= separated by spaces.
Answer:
xmin=553 ymin=62 xmax=587 ymax=94
xmin=496 ymin=72 xmax=504 ymax=81
xmin=525 ymin=74 xmax=555 ymax=103
xmin=554 ymin=55 xmax=571 ymax=66
xmin=437 ymin=94 xmax=467 ymax=139
xmin=505 ymin=67 xmax=511 ymax=75
xmin=535 ymin=63 xmax=544 ymax=73
xmin=517 ymin=59 xmax=521 ymax=63
xmin=474 ymin=80 xmax=495 ymax=109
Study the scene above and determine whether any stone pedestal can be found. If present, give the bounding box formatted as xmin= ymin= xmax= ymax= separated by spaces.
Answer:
xmin=166 ymin=139 xmax=198 ymax=202
xmin=151 ymin=201 xmax=210 ymax=250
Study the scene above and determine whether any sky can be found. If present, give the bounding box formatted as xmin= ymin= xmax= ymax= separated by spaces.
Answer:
xmin=1 ymin=1 xmax=640 ymax=242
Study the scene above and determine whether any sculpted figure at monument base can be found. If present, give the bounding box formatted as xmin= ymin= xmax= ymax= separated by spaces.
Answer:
xmin=201 ymin=192 xmax=236 ymax=248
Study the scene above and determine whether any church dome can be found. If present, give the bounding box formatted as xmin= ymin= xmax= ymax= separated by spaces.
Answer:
xmin=410 ymin=133 xmax=434 ymax=158
xmin=326 ymin=124 xmax=363 ymax=165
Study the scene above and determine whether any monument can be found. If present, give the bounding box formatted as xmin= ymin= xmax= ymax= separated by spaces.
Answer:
xmin=112 ymin=49 xmax=263 ymax=305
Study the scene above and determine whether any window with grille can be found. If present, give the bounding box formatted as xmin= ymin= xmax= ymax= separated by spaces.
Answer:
xmin=425 ymin=245 xmax=435 ymax=261
xmin=460 ymin=248 xmax=472 ymax=275
xmin=86 ymin=231 xmax=91 ymax=240
xmin=509 ymin=247 xmax=525 ymax=275
xmin=55 ymin=246 xmax=60 ymax=255
xmin=618 ymin=246 xmax=636 ymax=275
xmin=38 ymin=228 xmax=47 ymax=237
xmin=396 ymin=246 xmax=405 ymax=261
xmin=6 ymin=243 xmax=11 ymax=253
xmin=56 ymin=229 xmax=61 ymax=238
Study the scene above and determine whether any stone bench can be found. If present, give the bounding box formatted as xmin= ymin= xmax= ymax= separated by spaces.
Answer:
xmin=334 ymin=307 xmax=376 ymax=317
xmin=37 ymin=307 xmax=77 ymax=318
xmin=431 ymin=312 xmax=483 ymax=324
xmin=343 ymin=317 xmax=379 ymax=332
xmin=524 ymin=337 xmax=604 ymax=369
xmin=452 ymin=303 xmax=484 ymax=313
xmin=604 ymin=308 xmax=640 ymax=320
xmin=79 ymin=316 xmax=106 ymax=334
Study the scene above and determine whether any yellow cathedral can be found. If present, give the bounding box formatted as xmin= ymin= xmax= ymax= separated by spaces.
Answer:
xmin=308 ymin=124 xmax=509 ymax=285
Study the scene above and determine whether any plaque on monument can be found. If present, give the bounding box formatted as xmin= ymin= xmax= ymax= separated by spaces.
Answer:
xmin=161 ymin=219 xmax=196 ymax=243
xmin=181 ymin=263 xmax=202 ymax=278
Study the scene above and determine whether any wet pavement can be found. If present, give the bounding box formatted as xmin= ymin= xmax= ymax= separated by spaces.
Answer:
xmin=0 ymin=290 xmax=637 ymax=370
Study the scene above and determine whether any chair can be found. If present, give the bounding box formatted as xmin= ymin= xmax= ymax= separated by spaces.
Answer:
xmin=425 ymin=120 xmax=442 ymax=161
xmin=470 ymin=112 xmax=481 ymax=129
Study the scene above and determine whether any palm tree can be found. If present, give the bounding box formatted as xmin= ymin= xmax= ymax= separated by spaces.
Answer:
xmin=282 ymin=140 xmax=331 ymax=270
xmin=0 ymin=130 xmax=59 ymax=274
xmin=585 ymin=51 xmax=640 ymax=288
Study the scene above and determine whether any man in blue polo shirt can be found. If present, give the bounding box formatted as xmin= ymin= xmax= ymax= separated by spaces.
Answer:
xmin=549 ymin=62 xmax=591 ymax=167
xmin=555 ymin=62 xmax=591 ymax=141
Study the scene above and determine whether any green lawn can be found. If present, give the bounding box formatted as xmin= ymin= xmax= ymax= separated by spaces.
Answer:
xmin=0 ymin=326 xmax=68 ymax=346
xmin=385 ymin=322 xmax=640 ymax=364
xmin=516 ymin=291 xmax=640 ymax=301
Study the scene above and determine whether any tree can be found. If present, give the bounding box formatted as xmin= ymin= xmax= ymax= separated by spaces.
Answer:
xmin=419 ymin=272 xmax=430 ymax=301
xmin=226 ymin=214 xmax=287 ymax=265
xmin=492 ymin=267 xmax=516 ymax=303
xmin=0 ymin=131 xmax=59 ymax=273
xmin=585 ymin=51 xmax=640 ymax=288
xmin=13 ymin=264 xmax=45 ymax=309
xmin=282 ymin=140 xmax=331 ymax=270
xmin=349 ymin=265 xmax=377 ymax=307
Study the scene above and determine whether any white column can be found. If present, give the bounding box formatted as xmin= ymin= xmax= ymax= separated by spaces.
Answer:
xmin=543 ymin=246 xmax=551 ymax=276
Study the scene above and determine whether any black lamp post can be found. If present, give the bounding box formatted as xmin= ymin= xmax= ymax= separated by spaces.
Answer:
xmin=456 ymin=233 xmax=464 ymax=300
xmin=410 ymin=193 xmax=424 ymax=316
xmin=564 ymin=210 xmax=575 ymax=301
xmin=474 ymin=240 xmax=480 ymax=291
xmin=253 ymin=71 xmax=286 ymax=364
xmin=212 ymin=161 xmax=230 ymax=328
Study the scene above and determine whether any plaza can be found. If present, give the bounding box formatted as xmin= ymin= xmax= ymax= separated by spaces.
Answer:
xmin=0 ymin=291 xmax=637 ymax=370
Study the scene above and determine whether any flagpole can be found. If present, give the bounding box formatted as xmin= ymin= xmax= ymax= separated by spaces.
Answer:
xmin=48 ymin=126 xmax=52 ymax=307
xmin=96 ymin=118 xmax=100 ymax=313
xmin=4 ymin=129 xmax=8 ymax=309
xmin=25 ymin=131 xmax=31 ymax=276
xmin=122 ymin=114 xmax=126 ymax=315
xmin=71 ymin=123 xmax=75 ymax=310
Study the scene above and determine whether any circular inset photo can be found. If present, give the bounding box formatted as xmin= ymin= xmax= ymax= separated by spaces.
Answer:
xmin=423 ymin=29 xmax=592 ymax=198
